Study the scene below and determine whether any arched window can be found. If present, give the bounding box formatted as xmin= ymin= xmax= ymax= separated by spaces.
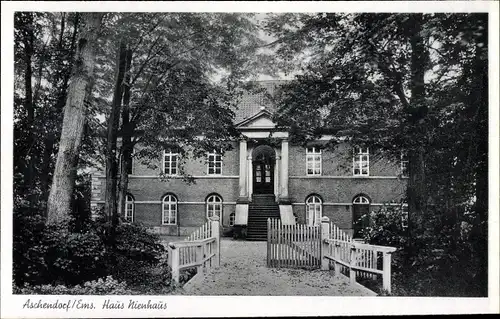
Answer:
xmin=206 ymin=194 xmax=223 ymax=220
xmin=229 ymin=212 xmax=235 ymax=226
xmin=125 ymin=194 xmax=134 ymax=223
xmin=306 ymin=195 xmax=322 ymax=226
xmin=353 ymin=195 xmax=370 ymax=204
xmin=162 ymin=194 xmax=177 ymax=225
xmin=353 ymin=195 xmax=370 ymax=238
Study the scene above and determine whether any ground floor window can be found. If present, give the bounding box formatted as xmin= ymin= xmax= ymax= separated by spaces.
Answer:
xmin=162 ymin=194 xmax=177 ymax=225
xmin=206 ymin=194 xmax=223 ymax=220
xmin=353 ymin=195 xmax=370 ymax=238
xmin=401 ymin=201 xmax=409 ymax=229
xmin=306 ymin=195 xmax=322 ymax=226
xmin=229 ymin=212 xmax=235 ymax=226
xmin=125 ymin=194 xmax=134 ymax=222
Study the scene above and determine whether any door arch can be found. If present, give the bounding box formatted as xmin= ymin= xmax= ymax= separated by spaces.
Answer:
xmin=252 ymin=145 xmax=276 ymax=194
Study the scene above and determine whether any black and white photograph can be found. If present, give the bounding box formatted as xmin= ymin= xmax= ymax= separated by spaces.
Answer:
xmin=1 ymin=1 xmax=499 ymax=317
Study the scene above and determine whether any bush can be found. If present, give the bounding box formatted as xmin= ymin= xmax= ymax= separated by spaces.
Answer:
xmin=13 ymin=209 xmax=171 ymax=293
xmin=14 ymin=276 xmax=132 ymax=295
xmin=355 ymin=204 xmax=486 ymax=296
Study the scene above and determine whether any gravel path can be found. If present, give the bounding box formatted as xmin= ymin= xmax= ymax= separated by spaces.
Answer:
xmin=179 ymin=238 xmax=375 ymax=296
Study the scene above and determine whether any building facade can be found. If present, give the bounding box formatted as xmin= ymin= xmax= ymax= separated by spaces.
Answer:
xmin=91 ymin=81 xmax=408 ymax=238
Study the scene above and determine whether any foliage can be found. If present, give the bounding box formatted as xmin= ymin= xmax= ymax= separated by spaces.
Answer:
xmin=356 ymin=204 xmax=485 ymax=296
xmin=264 ymin=12 xmax=488 ymax=296
xmin=14 ymin=276 xmax=132 ymax=295
xmin=13 ymin=208 xmax=170 ymax=291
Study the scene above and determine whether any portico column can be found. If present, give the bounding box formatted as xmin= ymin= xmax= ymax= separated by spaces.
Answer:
xmin=275 ymin=155 xmax=281 ymax=202
xmin=247 ymin=155 xmax=253 ymax=201
xmin=238 ymin=139 xmax=248 ymax=201
xmin=280 ymin=139 xmax=290 ymax=203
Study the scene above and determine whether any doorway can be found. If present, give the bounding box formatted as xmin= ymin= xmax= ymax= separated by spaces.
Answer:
xmin=252 ymin=145 xmax=276 ymax=195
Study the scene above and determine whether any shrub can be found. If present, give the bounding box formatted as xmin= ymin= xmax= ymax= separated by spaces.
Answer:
xmin=14 ymin=276 xmax=132 ymax=295
xmin=355 ymin=204 xmax=486 ymax=296
xmin=13 ymin=209 xmax=170 ymax=292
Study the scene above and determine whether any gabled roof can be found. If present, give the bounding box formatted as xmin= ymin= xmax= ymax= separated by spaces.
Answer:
xmin=235 ymin=108 xmax=275 ymax=129
xmin=233 ymin=80 xmax=287 ymax=124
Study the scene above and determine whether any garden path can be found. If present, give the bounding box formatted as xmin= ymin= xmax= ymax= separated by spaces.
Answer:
xmin=177 ymin=238 xmax=376 ymax=296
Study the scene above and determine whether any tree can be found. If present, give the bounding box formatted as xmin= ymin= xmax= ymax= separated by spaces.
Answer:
xmin=92 ymin=13 xmax=266 ymax=223
xmin=263 ymin=13 xmax=488 ymax=295
xmin=104 ymin=40 xmax=127 ymax=226
xmin=46 ymin=13 xmax=104 ymax=225
xmin=14 ymin=12 xmax=81 ymax=214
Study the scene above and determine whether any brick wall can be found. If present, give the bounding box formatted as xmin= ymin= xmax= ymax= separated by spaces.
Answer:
xmin=289 ymin=143 xmax=401 ymax=177
xmin=132 ymin=142 xmax=239 ymax=176
xmin=91 ymin=139 xmax=406 ymax=236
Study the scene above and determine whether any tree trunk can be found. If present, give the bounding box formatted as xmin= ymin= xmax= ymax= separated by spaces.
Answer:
xmin=117 ymin=48 xmax=133 ymax=220
xmin=472 ymin=15 xmax=488 ymax=296
xmin=406 ymin=14 xmax=428 ymax=249
xmin=104 ymin=40 xmax=127 ymax=227
xmin=22 ymin=13 xmax=35 ymax=213
xmin=41 ymin=13 xmax=80 ymax=205
xmin=46 ymin=13 xmax=104 ymax=225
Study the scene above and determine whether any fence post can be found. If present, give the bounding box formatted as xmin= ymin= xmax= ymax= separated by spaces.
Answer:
xmin=350 ymin=246 xmax=357 ymax=285
xmin=210 ymin=215 xmax=220 ymax=267
xmin=382 ymin=252 xmax=392 ymax=294
xmin=169 ymin=243 xmax=180 ymax=285
xmin=320 ymin=216 xmax=330 ymax=270
xmin=197 ymin=244 xmax=204 ymax=274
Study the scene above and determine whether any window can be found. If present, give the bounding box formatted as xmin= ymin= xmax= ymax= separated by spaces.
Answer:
xmin=126 ymin=156 xmax=133 ymax=175
xmin=125 ymin=194 xmax=134 ymax=223
xmin=400 ymin=151 xmax=409 ymax=177
xmin=401 ymin=202 xmax=409 ymax=229
xmin=229 ymin=212 xmax=235 ymax=226
xmin=306 ymin=195 xmax=322 ymax=226
xmin=306 ymin=147 xmax=322 ymax=176
xmin=353 ymin=195 xmax=370 ymax=204
xmin=353 ymin=195 xmax=370 ymax=238
xmin=206 ymin=194 xmax=223 ymax=220
xmin=119 ymin=151 xmax=134 ymax=175
xmin=162 ymin=194 xmax=177 ymax=225
xmin=163 ymin=150 xmax=179 ymax=175
xmin=353 ymin=147 xmax=369 ymax=176
xmin=207 ymin=151 xmax=222 ymax=175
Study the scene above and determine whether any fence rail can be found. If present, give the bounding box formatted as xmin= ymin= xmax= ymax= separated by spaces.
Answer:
xmin=167 ymin=216 xmax=220 ymax=284
xmin=266 ymin=216 xmax=398 ymax=294
xmin=322 ymin=218 xmax=397 ymax=293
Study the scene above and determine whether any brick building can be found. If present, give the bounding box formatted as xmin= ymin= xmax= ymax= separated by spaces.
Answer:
xmin=91 ymin=81 xmax=408 ymax=239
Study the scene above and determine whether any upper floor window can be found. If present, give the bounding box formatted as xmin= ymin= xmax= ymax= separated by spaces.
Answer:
xmin=206 ymin=194 xmax=223 ymax=220
xmin=207 ymin=151 xmax=222 ymax=175
xmin=306 ymin=147 xmax=322 ymax=176
xmin=400 ymin=151 xmax=409 ymax=177
xmin=353 ymin=147 xmax=369 ymax=176
xmin=120 ymin=151 xmax=134 ymax=175
xmin=124 ymin=194 xmax=134 ymax=223
xmin=163 ymin=150 xmax=179 ymax=175
xmin=306 ymin=195 xmax=322 ymax=226
xmin=162 ymin=194 xmax=177 ymax=225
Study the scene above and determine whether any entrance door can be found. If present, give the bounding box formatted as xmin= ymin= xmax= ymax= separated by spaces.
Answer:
xmin=253 ymin=154 xmax=274 ymax=194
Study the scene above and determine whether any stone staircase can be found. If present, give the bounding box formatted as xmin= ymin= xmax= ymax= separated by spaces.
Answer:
xmin=246 ymin=194 xmax=281 ymax=241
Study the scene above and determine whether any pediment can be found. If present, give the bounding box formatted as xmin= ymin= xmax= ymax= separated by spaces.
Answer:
xmin=235 ymin=109 xmax=276 ymax=129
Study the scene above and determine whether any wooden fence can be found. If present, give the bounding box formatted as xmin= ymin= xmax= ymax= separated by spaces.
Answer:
xmin=322 ymin=218 xmax=397 ymax=293
xmin=267 ymin=219 xmax=321 ymax=269
xmin=167 ymin=216 xmax=220 ymax=284
xmin=267 ymin=216 xmax=398 ymax=294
